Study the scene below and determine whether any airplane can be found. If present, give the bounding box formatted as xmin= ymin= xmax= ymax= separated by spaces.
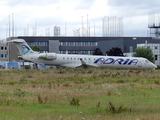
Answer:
xmin=9 ymin=39 xmax=157 ymax=70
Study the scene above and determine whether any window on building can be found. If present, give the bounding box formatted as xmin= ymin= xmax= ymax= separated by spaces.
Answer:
xmin=45 ymin=42 xmax=48 ymax=45
xmin=43 ymin=42 xmax=46 ymax=45
xmin=1 ymin=54 xmax=7 ymax=58
xmin=59 ymin=51 xmax=65 ymax=54
xmin=68 ymin=51 xmax=71 ymax=54
xmin=75 ymin=42 xmax=79 ymax=45
xmin=76 ymin=51 xmax=78 ymax=54
xmin=68 ymin=42 xmax=71 ymax=45
xmin=27 ymin=42 xmax=31 ymax=45
xmin=59 ymin=42 xmax=63 ymax=46
xmin=31 ymin=42 xmax=35 ymax=46
xmin=82 ymin=42 xmax=85 ymax=45
xmin=59 ymin=51 xmax=62 ymax=54
xmin=88 ymin=42 xmax=91 ymax=45
xmin=155 ymin=55 xmax=158 ymax=60
xmin=155 ymin=46 xmax=158 ymax=49
xmin=35 ymin=42 xmax=39 ymax=45
xmin=0 ymin=46 xmax=7 ymax=50
xmin=88 ymin=51 xmax=91 ymax=54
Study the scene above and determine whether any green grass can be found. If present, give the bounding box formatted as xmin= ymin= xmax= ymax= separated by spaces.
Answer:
xmin=0 ymin=68 xmax=159 ymax=119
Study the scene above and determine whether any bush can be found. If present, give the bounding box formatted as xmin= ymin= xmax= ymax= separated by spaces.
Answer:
xmin=70 ymin=97 xmax=80 ymax=106
xmin=25 ymin=65 xmax=31 ymax=69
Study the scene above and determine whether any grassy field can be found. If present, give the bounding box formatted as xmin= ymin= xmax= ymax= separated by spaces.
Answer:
xmin=0 ymin=68 xmax=160 ymax=120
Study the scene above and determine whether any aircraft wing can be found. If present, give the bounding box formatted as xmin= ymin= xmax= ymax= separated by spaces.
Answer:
xmin=61 ymin=63 xmax=82 ymax=68
xmin=60 ymin=58 xmax=98 ymax=68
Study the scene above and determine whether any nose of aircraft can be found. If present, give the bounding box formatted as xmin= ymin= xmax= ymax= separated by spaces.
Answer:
xmin=151 ymin=63 xmax=157 ymax=70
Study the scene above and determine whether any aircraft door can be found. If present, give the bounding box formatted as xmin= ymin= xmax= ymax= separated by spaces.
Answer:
xmin=138 ymin=60 xmax=143 ymax=67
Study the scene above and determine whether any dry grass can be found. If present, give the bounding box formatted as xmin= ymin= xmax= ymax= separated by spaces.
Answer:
xmin=0 ymin=107 xmax=18 ymax=112
xmin=0 ymin=68 xmax=160 ymax=120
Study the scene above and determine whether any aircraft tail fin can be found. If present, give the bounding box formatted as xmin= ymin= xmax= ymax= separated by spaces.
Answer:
xmin=9 ymin=39 xmax=37 ymax=55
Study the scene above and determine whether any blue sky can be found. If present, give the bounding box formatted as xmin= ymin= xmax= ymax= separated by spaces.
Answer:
xmin=0 ymin=0 xmax=159 ymax=39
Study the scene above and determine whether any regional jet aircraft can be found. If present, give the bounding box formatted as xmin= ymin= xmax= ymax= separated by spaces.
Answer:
xmin=9 ymin=39 xmax=157 ymax=70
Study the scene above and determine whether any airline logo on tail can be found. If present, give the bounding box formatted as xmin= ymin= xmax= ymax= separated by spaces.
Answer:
xmin=21 ymin=45 xmax=31 ymax=55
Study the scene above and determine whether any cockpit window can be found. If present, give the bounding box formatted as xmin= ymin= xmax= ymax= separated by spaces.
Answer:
xmin=145 ymin=60 xmax=149 ymax=63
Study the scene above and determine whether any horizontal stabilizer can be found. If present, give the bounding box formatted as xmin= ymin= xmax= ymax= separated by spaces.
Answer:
xmin=8 ymin=39 xmax=26 ymax=43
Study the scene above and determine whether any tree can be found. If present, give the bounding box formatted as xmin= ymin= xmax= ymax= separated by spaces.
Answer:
xmin=92 ymin=48 xmax=103 ymax=55
xmin=106 ymin=47 xmax=124 ymax=56
xmin=134 ymin=47 xmax=155 ymax=63
xmin=30 ymin=46 xmax=40 ymax=52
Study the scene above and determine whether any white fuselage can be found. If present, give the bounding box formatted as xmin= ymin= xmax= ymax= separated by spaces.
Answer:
xmin=10 ymin=39 xmax=157 ymax=70
xmin=22 ymin=53 xmax=157 ymax=69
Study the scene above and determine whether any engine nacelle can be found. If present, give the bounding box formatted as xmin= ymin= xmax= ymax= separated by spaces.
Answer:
xmin=39 ymin=53 xmax=57 ymax=60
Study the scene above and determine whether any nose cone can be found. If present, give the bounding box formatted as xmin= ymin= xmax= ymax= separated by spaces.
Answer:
xmin=154 ymin=64 xmax=157 ymax=69
xmin=151 ymin=63 xmax=157 ymax=70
